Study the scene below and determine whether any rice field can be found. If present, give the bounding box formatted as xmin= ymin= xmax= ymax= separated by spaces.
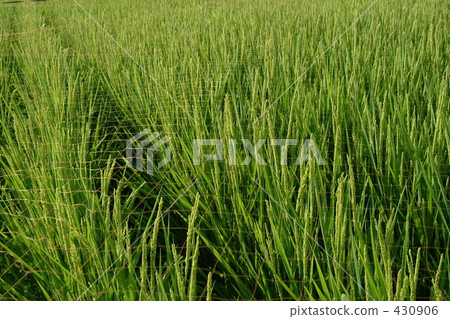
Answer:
xmin=0 ymin=0 xmax=448 ymax=301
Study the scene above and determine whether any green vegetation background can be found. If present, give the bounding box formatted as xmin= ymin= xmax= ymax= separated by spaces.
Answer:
xmin=0 ymin=0 xmax=448 ymax=300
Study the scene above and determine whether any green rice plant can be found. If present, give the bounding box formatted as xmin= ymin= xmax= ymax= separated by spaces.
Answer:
xmin=0 ymin=0 xmax=448 ymax=301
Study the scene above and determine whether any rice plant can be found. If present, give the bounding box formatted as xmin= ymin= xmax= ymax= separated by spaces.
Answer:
xmin=0 ymin=0 xmax=448 ymax=300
